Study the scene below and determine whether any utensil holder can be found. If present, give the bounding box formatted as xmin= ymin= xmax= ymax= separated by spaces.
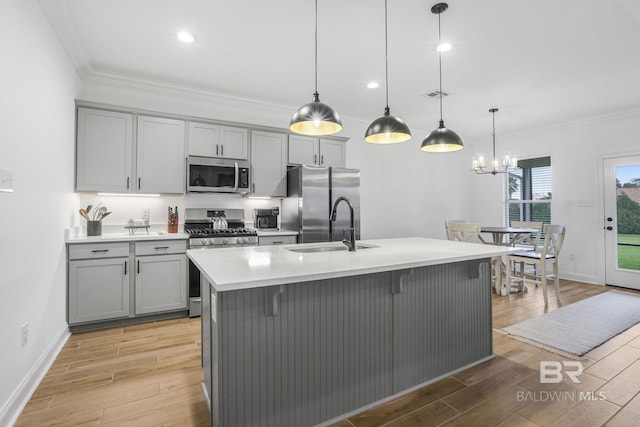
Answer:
xmin=87 ymin=221 xmax=102 ymax=236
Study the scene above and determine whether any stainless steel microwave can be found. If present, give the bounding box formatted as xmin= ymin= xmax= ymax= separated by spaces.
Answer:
xmin=186 ymin=156 xmax=250 ymax=194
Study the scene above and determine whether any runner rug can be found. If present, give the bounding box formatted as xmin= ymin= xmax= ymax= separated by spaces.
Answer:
xmin=500 ymin=291 xmax=640 ymax=356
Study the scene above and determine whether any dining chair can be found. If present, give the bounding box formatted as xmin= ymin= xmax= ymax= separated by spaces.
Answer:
xmin=510 ymin=220 xmax=544 ymax=277
xmin=505 ymin=224 xmax=566 ymax=306
xmin=446 ymin=222 xmax=483 ymax=243
xmin=444 ymin=219 xmax=466 ymax=240
xmin=447 ymin=222 xmax=503 ymax=293
xmin=510 ymin=220 xmax=543 ymax=250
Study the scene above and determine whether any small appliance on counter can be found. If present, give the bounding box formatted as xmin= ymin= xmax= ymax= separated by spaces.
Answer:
xmin=254 ymin=207 xmax=279 ymax=230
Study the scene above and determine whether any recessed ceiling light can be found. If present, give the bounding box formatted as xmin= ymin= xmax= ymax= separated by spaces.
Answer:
xmin=177 ymin=31 xmax=195 ymax=43
xmin=436 ymin=42 xmax=451 ymax=52
xmin=367 ymin=82 xmax=379 ymax=89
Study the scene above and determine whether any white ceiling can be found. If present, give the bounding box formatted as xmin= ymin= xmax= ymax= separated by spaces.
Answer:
xmin=44 ymin=0 xmax=640 ymax=142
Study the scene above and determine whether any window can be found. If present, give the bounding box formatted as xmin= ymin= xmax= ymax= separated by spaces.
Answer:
xmin=506 ymin=156 xmax=552 ymax=226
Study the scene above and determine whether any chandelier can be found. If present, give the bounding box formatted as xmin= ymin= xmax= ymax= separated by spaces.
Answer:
xmin=472 ymin=108 xmax=516 ymax=175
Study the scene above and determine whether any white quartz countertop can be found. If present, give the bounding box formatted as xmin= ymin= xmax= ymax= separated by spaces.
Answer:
xmin=66 ymin=230 xmax=188 ymax=243
xmin=187 ymin=237 xmax=521 ymax=292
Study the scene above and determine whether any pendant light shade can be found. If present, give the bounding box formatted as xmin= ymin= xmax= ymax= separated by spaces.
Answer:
xmin=290 ymin=92 xmax=342 ymax=136
xmin=364 ymin=0 xmax=411 ymax=144
xmin=365 ymin=107 xmax=411 ymax=144
xmin=421 ymin=119 xmax=464 ymax=152
xmin=420 ymin=3 xmax=463 ymax=152
xmin=290 ymin=0 xmax=342 ymax=136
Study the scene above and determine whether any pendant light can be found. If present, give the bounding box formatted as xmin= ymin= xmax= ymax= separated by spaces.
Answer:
xmin=364 ymin=0 xmax=411 ymax=144
xmin=420 ymin=3 xmax=464 ymax=152
xmin=472 ymin=108 xmax=517 ymax=175
xmin=290 ymin=0 xmax=342 ymax=136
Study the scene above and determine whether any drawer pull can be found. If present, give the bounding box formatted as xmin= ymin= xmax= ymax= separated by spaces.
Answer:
xmin=91 ymin=249 xmax=109 ymax=254
xmin=272 ymin=241 xmax=284 ymax=245
xmin=154 ymin=246 xmax=170 ymax=251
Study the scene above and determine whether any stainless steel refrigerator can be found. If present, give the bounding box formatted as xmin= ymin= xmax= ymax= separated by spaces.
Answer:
xmin=282 ymin=165 xmax=360 ymax=243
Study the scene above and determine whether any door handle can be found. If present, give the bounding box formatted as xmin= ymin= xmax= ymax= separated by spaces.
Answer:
xmin=607 ymin=217 xmax=613 ymax=222
xmin=606 ymin=226 xmax=613 ymax=231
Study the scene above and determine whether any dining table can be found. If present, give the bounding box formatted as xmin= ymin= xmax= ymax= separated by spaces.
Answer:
xmin=480 ymin=226 xmax=540 ymax=295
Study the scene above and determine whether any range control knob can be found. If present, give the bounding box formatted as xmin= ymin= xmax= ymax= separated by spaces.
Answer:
xmin=201 ymin=239 xmax=210 ymax=246
xmin=223 ymin=238 xmax=230 ymax=245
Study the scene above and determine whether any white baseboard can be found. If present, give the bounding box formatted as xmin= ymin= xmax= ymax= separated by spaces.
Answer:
xmin=560 ymin=272 xmax=602 ymax=286
xmin=0 ymin=324 xmax=70 ymax=426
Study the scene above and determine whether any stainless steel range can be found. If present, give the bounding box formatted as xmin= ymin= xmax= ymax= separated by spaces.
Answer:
xmin=185 ymin=208 xmax=258 ymax=317
xmin=184 ymin=208 xmax=258 ymax=248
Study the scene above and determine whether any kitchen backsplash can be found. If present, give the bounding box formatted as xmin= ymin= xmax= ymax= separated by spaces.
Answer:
xmin=75 ymin=193 xmax=281 ymax=230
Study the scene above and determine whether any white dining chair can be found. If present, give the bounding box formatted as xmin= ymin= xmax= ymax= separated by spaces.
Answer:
xmin=444 ymin=219 xmax=466 ymax=240
xmin=447 ymin=222 xmax=483 ymax=243
xmin=505 ymin=224 xmax=566 ymax=306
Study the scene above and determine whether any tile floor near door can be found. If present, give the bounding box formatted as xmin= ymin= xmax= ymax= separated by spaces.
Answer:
xmin=14 ymin=280 xmax=640 ymax=427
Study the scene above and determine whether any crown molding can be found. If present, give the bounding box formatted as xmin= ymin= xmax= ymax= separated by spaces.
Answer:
xmin=38 ymin=0 xmax=90 ymax=80
xmin=84 ymin=67 xmax=301 ymax=115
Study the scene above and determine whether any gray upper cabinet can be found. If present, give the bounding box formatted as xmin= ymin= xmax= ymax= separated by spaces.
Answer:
xmin=288 ymin=135 xmax=346 ymax=168
xmin=188 ymin=122 xmax=248 ymax=160
xmin=136 ymin=116 xmax=185 ymax=194
xmin=76 ymin=108 xmax=133 ymax=192
xmin=76 ymin=108 xmax=185 ymax=194
xmin=251 ymin=131 xmax=287 ymax=197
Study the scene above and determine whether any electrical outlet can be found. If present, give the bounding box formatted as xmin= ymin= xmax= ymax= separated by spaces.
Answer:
xmin=21 ymin=322 xmax=28 ymax=347
xmin=0 ymin=167 xmax=14 ymax=193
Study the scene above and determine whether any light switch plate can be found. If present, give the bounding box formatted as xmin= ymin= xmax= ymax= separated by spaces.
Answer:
xmin=0 ymin=168 xmax=14 ymax=193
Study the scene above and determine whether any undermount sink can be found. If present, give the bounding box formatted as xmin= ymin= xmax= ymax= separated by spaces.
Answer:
xmin=287 ymin=243 xmax=379 ymax=253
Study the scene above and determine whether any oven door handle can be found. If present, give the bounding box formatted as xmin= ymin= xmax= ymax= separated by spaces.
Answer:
xmin=234 ymin=161 xmax=239 ymax=192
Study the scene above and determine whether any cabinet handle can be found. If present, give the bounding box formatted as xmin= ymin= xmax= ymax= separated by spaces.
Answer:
xmin=252 ymin=183 xmax=255 ymax=193
xmin=124 ymin=260 xmax=127 ymax=275
xmin=154 ymin=246 xmax=169 ymax=251
xmin=272 ymin=241 xmax=284 ymax=245
xmin=137 ymin=260 xmax=140 ymax=274
xmin=320 ymin=155 xmax=324 ymax=164
xmin=138 ymin=177 xmax=141 ymax=190
xmin=221 ymin=145 xmax=224 ymax=156
xmin=126 ymin=177 xmax=130 ymax=189
xmin=216 ymin=144 xmax=219 ymax=156
xmin=91 ymin=249 xmax=109 ymax=254
xmin=314 ymin=154 xmax=317 ymax=164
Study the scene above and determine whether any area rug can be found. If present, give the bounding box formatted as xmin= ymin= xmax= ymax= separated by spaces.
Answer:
xmin=500 ymin=291 xmax=640 ymax=356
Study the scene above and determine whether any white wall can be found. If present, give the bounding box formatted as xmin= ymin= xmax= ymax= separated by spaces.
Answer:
xmin=0 ymin=1 xmax=80 ymax=424
xmin=469 ymin=109 xmax=640 ymax=285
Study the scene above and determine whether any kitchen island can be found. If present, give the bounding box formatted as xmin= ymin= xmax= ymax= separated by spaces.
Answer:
xmin=188 ymin=237 xmax=517 ymax=427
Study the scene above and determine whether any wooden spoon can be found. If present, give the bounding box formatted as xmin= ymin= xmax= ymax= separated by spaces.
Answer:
xmin=79 ymin=208 xmax=90 ymax=220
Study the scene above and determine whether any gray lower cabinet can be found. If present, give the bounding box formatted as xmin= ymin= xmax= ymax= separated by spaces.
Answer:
xmin=135 ymin=254 xmax=187 ymax=314
xmin=68 ymin=239 xmax=187 ymax=329
xmin=68 ymin=257 xmax=130 ymax=324
xmin=68 ymin=242 xmax=131 ymax=324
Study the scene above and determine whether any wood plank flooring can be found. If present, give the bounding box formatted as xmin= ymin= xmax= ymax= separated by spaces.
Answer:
xmin=14 ymin=280 xmax=640 ymax=427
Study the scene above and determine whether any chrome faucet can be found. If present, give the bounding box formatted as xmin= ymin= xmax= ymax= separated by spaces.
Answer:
xmin=330 ymin=196 xmax=356 ymax=251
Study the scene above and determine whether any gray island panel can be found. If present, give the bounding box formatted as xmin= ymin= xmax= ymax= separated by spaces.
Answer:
xmin=200 ymin=250 xmax=493 ymax=427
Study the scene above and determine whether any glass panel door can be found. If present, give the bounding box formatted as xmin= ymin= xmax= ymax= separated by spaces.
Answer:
xmin=604 ymin=155 xmax=640 ymax=289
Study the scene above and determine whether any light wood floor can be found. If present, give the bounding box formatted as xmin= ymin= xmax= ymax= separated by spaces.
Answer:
xmin=15 ymin=280 xmax=640 ymax=426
